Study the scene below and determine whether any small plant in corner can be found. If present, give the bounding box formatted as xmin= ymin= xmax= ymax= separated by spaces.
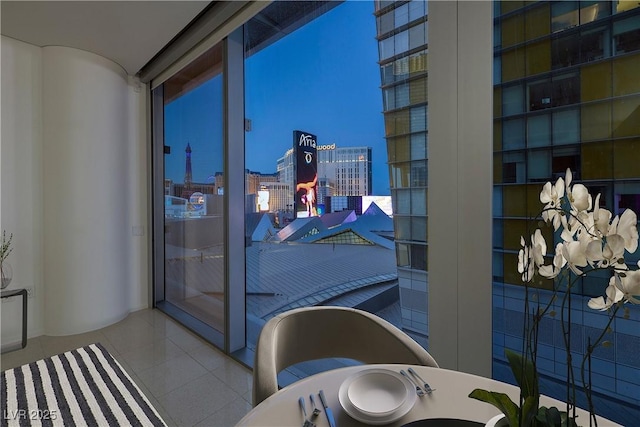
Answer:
xmin=1 ymin=230 xmax=14 ymax=288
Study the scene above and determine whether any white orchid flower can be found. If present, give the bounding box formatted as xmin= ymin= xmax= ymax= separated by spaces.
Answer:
xmin=568 ymin=183 xmax=592 ymax=213
xmin=564 ymin=211 xmax=596 ymax=245
xmin=531 ymin=229 xmax=547 ymax=267
xmin=540 ymin=178 xmax=565 ymax=230
xmin=585 ymin=235 xmax=626 ymax=269
xmin=593 ymin=194 xmax=612 ymax=238
xmin=587 ymin=277 xmax=624 ymax=310
xmin=561 ymin=240 xmax=588 ymax=275
xmin=560 ymin=214 xmax=577 ymax=242
xmin=539 ymin=243 xmax=567 ymax=279
xmin=613 ymin=270 xmax=640 ymax=304
xmin=518 ymin=236 xmax=534 ymax=282
xmin=611 ymin=209 xmax=639 ymax=254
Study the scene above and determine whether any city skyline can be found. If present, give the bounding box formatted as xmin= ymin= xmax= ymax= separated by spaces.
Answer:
xmin=164 ymin=1 xmax=390 ymax=194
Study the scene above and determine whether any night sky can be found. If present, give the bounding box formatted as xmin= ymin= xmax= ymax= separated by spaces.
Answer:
xmin=165 ymin=1 xmax=389 ymax=194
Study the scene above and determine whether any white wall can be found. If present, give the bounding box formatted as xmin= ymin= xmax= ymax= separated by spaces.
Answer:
xmin=1 ymin=37 xmax=45 ymax=342
xmin=126 ymin=76 xmax=151 ymax=312
xmin=1 ymin=36 xmax=149 ymax=343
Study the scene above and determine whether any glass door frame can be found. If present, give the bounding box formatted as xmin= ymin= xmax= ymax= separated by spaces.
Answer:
xmin=151 ymin=28 xmax=247 ymax=355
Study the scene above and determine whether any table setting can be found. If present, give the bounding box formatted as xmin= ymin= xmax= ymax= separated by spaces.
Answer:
xmin=292 ymin=367 xmax=437 ymax=427
xmin=237 ymin=364 xmax=619 ymax=427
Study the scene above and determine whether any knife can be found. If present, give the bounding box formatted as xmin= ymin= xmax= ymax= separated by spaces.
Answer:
xmin=318 ymin=390 xmax=337 ymax=427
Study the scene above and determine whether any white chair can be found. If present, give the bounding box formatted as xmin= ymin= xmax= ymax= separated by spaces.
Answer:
xmin=252 ymin=306 xmax=438 ymax=406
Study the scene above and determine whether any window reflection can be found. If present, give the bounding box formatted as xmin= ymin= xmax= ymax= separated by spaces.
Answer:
xmin=491 ymin=5 xmax=640 ymax=414
xmin=160 ymin=42 xmax=225 ymax=333
xmin=614 ymin=16 xmax=640 ymax=54
xmin=551 ymin=73 xmax=580 ymax=107
xmin=552 ymin=33 xmax=580 ymax=68
xmin=552 ymin=1 xmax=579 ymax=32
xmin=580 ymin=26 xmax=610 ymax=61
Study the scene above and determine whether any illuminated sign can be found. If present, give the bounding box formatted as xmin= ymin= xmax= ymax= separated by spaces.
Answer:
xmin=297 ymin=132 xmax=316 ymax=148
xmin=317 ymin=143 xmax=336 ymax=151
xmin=294 ymin=130 xmax=318 ymax=218
xmin=189 ymin=192 xmax=205 ymax=210
xmin=258 ymin=190 xmax=270 ymax=212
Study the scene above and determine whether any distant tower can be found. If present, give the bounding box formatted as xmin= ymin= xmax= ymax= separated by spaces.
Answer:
xmin=184 ymin=143 xmax=193 ymax=190
xmin=181 ymin=143 xmax=194 ymax=199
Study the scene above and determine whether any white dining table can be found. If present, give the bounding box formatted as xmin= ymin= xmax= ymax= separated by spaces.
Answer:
xmin=236 ymin=364 xmax=620 ymax=427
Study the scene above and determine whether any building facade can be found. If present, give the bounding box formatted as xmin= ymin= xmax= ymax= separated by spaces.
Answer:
xmin=493 ymin=0 xmax=640 ymax=414
xmin=277 ymin=144 xmax=374 ymax=210
xmin=259 ymin=182 xmax=292 ymax=214
xmin=317 ymin=145 xmax=373 ymax=197
xmin=246 ymin=170 xmax=278 ymax=196
xmin=375 ymin=0 xmax=429 ymax=342
xmin=276 ymin=148 xmax=295 ymax=207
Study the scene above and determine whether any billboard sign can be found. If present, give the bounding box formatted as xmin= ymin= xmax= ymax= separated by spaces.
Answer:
xmin=294 ymin=130 xmax=318 ymax=218
xmin=258 ymin=190 xmax=270 ymax=212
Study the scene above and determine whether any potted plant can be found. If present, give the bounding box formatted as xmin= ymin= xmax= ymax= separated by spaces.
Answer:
xmin=470 ymin=169 xmax=640 ymax=426
xmin=1 ymin=230 xmax=13 ymax=289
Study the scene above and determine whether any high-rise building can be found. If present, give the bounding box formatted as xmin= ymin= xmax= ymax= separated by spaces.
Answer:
xmin=317 ymin=145 xmax=372 ymax=197
xmin=276 ymin=148 xmax=295 ymax=206
xmin=259 ymin=182 xmax=292 ymax=213
xmin=276 ymin=144 xmax=373 ymax=209
xmin=374 ymin=0 xmax=429 ymax=344
xmin=493 ymin=0 xmax=640 ymax=414
xmin=246 ymin=170 xmax=278 ymax=196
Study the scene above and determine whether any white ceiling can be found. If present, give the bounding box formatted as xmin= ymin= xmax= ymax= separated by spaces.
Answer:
xmin=1 ymin=1 xmax=211 ymax=75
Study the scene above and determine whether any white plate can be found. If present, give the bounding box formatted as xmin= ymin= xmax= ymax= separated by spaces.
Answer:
xmin=339 ymin=368 xmax=417 ymax=425
xmin=348 ymin=370 xmax=408 ymax=416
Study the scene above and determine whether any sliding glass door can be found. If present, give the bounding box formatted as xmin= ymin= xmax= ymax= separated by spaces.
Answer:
xmin=154 ymin=42 xmax=226 ymax=341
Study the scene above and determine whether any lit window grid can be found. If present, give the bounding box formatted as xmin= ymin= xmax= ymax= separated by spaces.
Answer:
xmin=376 ymin=7 xmax=429 ymax=228
xmin=493 ymin=1 xmax=640 ymax=409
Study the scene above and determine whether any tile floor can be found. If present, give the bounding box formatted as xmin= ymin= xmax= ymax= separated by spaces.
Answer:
xmin=0 ymin=308 xmax=253 ymax=427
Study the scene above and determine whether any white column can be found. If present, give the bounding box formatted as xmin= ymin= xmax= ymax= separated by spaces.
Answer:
xmin=428 ymin=1 xmax=493 ymax=376
xmin=42 ymin=46 xmax=130 ymax=335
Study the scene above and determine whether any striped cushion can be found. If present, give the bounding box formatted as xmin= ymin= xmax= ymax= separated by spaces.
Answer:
xmin=1 ymin=343 xmax=166 ymax=426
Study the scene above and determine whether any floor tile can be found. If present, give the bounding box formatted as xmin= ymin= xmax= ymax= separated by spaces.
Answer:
xmin=0 ymin=308 xmax=255 ymax=426
xmin=39 ymin=331 xmax=109 ymax=358
xmin=157 ymin=373 xmax=241 ymax=426
xmin=196 ymin=396 xmax=253 ymax=427
xmin=211 ymin=359 xmax=253 ymax=396
xmin=167 ymin=328 xmax=209 ymax=352
xmin=137 ymin=352 xmax=209 ymax=397
xmin=118 ymin=337 xmax=186 ymax=372
xmin=188 ymin=342 xmax=229 ymax=372
xmin=0 ymin=337 xmax=45 ymax=370
xmin=101 ymin=319 xmax=165 ymax=354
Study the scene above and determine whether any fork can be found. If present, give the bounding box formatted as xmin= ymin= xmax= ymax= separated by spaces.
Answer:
xmin=298 ymin=397 xmax=316 ymax=427
xmin=400 ymin=369 xmax=425 ymax=396
xmin=408 ymin=367 xmax=435 ymax=394
xmin=309 ymin=394 xmax=321 ymax=419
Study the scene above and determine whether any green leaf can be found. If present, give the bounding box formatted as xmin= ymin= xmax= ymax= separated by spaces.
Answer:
xmin=536 ymin=407 xmax=580 ymax=427
xmin=537 ymin=406 xmax=562 ymax=426
xmin=521 ymin=396 xmax=541 ymax=426
xmin=469 ymin=389 xmax=519 ymax=427
xmin=505 ymin=349 xmax=538 ymax=399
